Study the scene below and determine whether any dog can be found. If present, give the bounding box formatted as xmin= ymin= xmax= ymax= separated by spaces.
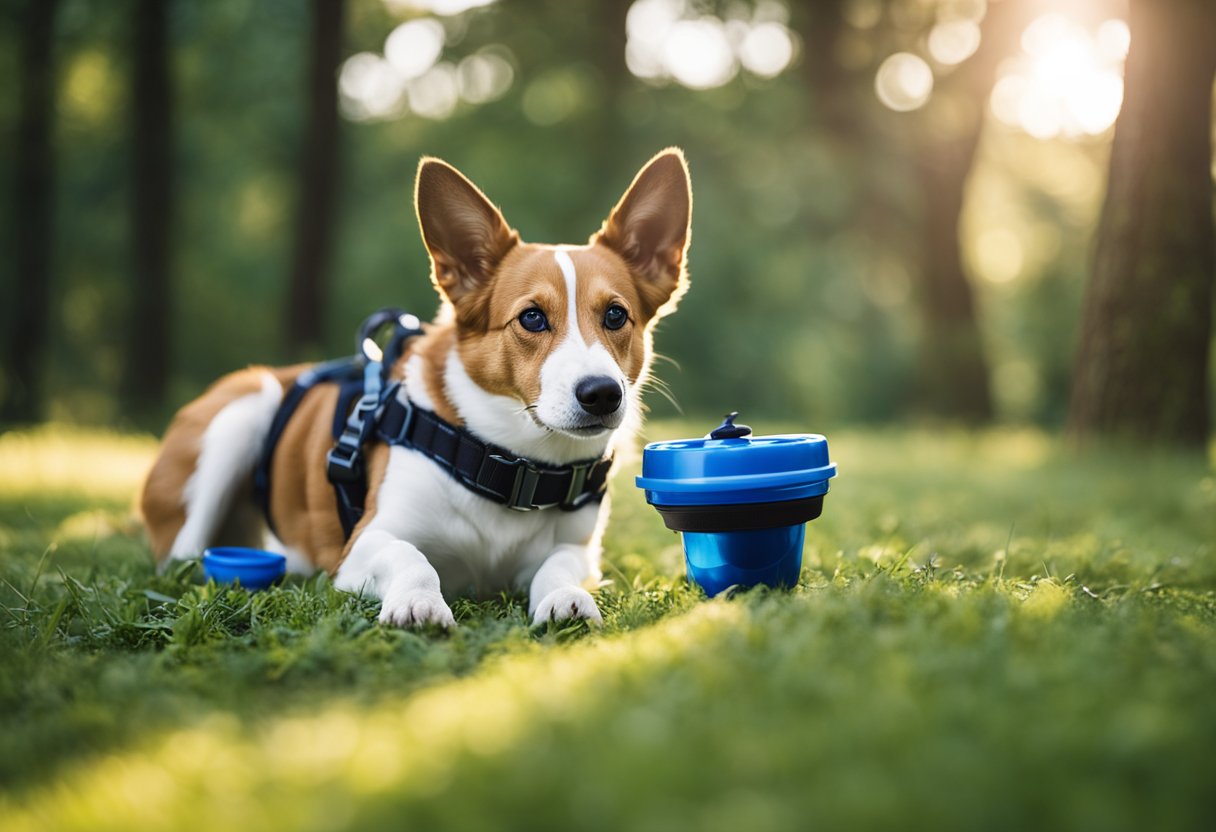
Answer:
xmin=140 ymin=148 xmax=692 ymax=628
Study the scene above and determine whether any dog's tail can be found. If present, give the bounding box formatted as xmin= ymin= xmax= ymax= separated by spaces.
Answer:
xmin=141 ymin=368 xmax=287 ymax=566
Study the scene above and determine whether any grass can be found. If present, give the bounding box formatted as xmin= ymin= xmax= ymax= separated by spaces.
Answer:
xmin=0 ymin=423 xmax=1214 ymax=831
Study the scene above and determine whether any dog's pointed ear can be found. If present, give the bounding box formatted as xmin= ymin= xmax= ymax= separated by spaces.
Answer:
xmin=415 ymin=158 xmax=519 ymax=305
xmin=593 ymin=148 xmax=692 ymax=318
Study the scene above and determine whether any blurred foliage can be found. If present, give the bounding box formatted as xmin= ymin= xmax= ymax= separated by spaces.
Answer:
xmin=0 ymin=0 xmax=1175 ymax=430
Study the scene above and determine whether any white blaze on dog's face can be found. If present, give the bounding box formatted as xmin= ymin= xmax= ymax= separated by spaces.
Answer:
xmin=414 ymin=149 xmax=692 ymax=461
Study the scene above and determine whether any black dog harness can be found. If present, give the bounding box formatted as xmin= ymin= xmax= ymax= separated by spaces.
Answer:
xmin=253 ymin=309 xmax=613 ymax=539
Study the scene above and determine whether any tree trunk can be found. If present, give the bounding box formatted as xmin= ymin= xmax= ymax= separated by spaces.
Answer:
xmin=588 ymin=0 xmax=634 ymax=192
xmin=285 ymin=0 xmax=345 ymax=357
xmin=123 ymin=0 xmax=175 ymax=412
xmin=912 ymin=128 xmax=993 ymax=423
xmin=1068 ymin=0 xmax=1216 ymax=446
xmin=2 ymin=0 xmax=59 ymax=425
xmin=792 ymin=0 xmax=859 ymax=138
xmin=906 ymin=2 xmax=1037 ymax=423
xmin=790 ymin=2 xmax=1039 ymax=423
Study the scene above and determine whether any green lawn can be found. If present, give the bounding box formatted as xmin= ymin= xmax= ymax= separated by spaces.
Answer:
xmin=1 ymin=424 xmax=1214 ymax=831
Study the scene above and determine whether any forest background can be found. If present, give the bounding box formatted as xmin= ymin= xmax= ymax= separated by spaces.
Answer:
xmin=1 ymin=0 xmax=1213 ymax=447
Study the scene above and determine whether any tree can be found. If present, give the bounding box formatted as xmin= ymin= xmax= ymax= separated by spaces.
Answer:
xmin=285 ymin=0 xmax=346 ymax=357
xmin=790 ymin=1 xmax=1036 ymax=422
xmin=2 ymin=0 xmax=60 ymax=424
xmin=1068 ymin=0 xmax=1216 ymax=446
xmin=123 ymin=0 xmax=176 ymax=412
xmin=904 ymin=1 xmax=1039 ymax=422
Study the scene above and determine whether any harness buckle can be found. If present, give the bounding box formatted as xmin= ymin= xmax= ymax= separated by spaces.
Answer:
xmin=354 ymin=392 xmax=380 ymax=423
xmin=382 ymin=397 xmax=415 ymax=445
xmin=326 ymin=436 xmax=363 ymax=483
xmin=495 ymin=455 xmax=543 ymax=511
xmin=562 ymin=461 xmax=590 ymax=508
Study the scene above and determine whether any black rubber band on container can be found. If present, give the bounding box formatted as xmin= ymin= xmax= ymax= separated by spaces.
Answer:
xmin=652 ymin=495 xmax=824 ymax=533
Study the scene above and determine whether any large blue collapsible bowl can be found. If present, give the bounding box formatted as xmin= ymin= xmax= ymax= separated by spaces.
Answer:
xmin=202 ymin=547 xmax=286 ymax=590
xmin=636 ymin=414 xmax=837 ymax=597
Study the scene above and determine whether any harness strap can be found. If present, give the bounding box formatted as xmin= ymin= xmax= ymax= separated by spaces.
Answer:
xmin=260 ymin=308 xmax=614 ymax=542
xmin=254 ymin=357 xmax=364 ymax=539
xmin=375 ymin=396 xmax=613 ymax=512
xmin=325 ymin=309 xmax=420 ymax=538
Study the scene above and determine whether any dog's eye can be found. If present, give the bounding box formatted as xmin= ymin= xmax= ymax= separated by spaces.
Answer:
xmin=518 ymin=308 xmax=549 ymax=332
xmin=603 ymin=304 xmax=628 ymax=331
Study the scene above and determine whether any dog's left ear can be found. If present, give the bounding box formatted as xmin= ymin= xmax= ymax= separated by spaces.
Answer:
xmin=415 ymin=158 xmax=519 ymax=307
xmin=593 ymin=148 xmax=692 ymax=319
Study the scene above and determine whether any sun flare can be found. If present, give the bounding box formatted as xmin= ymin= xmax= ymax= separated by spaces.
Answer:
xmin=991 ymin=13 xmax=1128 ymax=140
xmin=875 ymin=8 xmax=1129 ymax=141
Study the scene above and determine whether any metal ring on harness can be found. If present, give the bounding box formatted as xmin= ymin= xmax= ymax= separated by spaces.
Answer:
xmin=357 ymin=308 xmax=422 ymax=364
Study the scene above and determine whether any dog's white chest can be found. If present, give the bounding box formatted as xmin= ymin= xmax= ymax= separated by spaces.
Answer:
xmin=352 ymin=446 xmax=600 ymax=599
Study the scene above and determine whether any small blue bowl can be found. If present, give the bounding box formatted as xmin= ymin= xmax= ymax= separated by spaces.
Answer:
xmin=202 ymin=547 xmax=286 ymax=590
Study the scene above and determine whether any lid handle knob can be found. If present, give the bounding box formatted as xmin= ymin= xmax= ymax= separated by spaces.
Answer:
xmin=709 ymin=411 xmax=752 ymax=440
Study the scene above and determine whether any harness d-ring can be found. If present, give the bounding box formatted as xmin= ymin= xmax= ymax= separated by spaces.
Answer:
xmin=357 ymin=308 xmax=423 ymax=363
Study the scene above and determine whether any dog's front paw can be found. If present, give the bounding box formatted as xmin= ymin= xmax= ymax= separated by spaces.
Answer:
xmin=532 ymin=586 xmax=603 ymax=627
xmin=379 ymin=589 xmax=456 ymax=629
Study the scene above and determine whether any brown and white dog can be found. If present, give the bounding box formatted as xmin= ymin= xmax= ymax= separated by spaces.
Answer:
xmin=140 ymin=148 xmax=691 ymax=628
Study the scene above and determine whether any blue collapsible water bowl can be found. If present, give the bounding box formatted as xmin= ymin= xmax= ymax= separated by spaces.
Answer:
xmin=681 ymin=525 xmax=807 ymax=596
xmin=202 ymin=547 xmax=286 ymax=590
xmin=636 ymin=413 xmax=836 ymax=597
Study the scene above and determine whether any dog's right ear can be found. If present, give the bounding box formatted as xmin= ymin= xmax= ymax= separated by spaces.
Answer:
xmin=415 ymin=158 xmax=518 ymax=306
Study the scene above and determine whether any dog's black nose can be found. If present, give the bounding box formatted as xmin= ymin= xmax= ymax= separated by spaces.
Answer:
xmin=575 ymin=376 xmax=623 ymax=416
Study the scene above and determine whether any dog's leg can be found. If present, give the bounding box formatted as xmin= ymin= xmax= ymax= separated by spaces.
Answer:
xmin=165 ymin=372 xmax=282 ymax=567
xmin=334 ymin=528 xmax=456 ymax=628
xmin=528 ymin=544 xmax=604 ymax=626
